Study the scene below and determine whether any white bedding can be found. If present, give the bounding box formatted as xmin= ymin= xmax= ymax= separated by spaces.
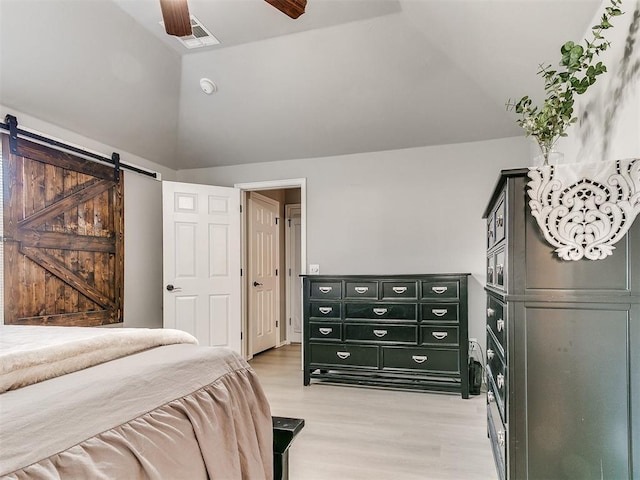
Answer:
xmin=0 ymin=325 xmax=197 ymax=393
xmin=0 ymin=329 xmax=273 ymax=479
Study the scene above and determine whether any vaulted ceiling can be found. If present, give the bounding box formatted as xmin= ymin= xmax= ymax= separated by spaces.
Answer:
xmin=0 ymin=0 xmax=601 ymax=170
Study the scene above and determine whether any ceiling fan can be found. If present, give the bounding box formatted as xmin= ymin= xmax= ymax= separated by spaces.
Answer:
xmin=159 ymin=0 xmax=307 ymax=37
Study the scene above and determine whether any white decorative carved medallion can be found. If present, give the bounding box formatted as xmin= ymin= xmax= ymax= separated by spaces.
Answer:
xmin=527 ymin=158 xmax=640 ymax=261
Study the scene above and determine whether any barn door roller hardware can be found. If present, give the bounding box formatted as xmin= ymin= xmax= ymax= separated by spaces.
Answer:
xmin=6 ymin=114 xmax=18 ymax=154
xmin=112 ymin=152 xmax=120 ymax=182
xmin=0 ymin=114 xmax=157 ymax=179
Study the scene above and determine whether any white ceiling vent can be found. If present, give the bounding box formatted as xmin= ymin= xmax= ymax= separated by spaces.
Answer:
xmin=161 ymin=15 xmax=220 ymax=49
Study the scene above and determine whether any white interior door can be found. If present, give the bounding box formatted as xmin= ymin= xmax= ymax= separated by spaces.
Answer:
xmin=286 ymin=205 xmax=302 ymax=343
xmin=248 ymin=192 xmax=279 ymax=355
xmin=162 ymin=181 xmax=241 ymax=353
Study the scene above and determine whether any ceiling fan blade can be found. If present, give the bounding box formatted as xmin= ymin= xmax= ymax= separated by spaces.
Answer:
xmin=159 ymin=0 xmax=192 ymax=37
xmin=264 ymin=0 xmax=307 ymax=19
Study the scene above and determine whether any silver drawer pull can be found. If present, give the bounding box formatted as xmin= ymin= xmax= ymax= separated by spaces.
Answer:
xmin=392 ymin=286 xmax=407 ymax=294
xmin=496 ymin=264 xmax=504 ymax=274
xmin=497 ymin=319 xmax=505 ymax=332
xmin=497 ymin=215 xmax=504 ymax=227
xmin=373 ymin=308 xmax=388 ymax=316
xmin=497 ymin=373 xmax=504 ymax=389
xmin=412 ymin=355 xmax=428 ymax=364
xmin=431 ymin=308 xmax=448 ymax=317
xmin=487 ymin=391 xmax=495 ymax=403
xmin=487 ymin=307 xmax=495 ymax=317
xmin=319 ymin=328 xmax=333 ymax=335
xmin=373 ymin=329 xmax=388 ymax=337
xmin=318 ymin=286 xmax=333 ymax=294
xmin=497 ymin=430 xmax=505 ymax=447
xmin=487 ymin=348 xmax=495 ymax=360
xmin=354 ymin=286 xmax=369 ymax=294
xmin=487 ymin=266 xmax=494 ymax=274
xmin=318 ymin=306 xmax=333 ymax=314
xmin=336 ymin=351 xmax=351 ymax=359
xmin=431 ymin=331 xmax=448 ymax=340
xmin=431 ymin=286 xmax=448 ymax=294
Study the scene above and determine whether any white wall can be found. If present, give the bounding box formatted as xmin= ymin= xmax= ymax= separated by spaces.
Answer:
xmin=177 ymin=137 xmax=529 ymax=351
xmin=557 ymin=0 xmax=640 ymax=162
xmin=0 ymin=106 xmax=177 ymax=328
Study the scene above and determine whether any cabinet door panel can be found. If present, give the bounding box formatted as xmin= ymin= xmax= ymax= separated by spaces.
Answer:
xmin=523 ymin=307 xmax=631 ymax=479
xmin=524 ymin=213 xmax=630 ymax=291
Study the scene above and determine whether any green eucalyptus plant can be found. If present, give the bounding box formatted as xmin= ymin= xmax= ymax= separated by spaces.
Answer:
xmin=507 ymin=0 xmax=624 ymax=164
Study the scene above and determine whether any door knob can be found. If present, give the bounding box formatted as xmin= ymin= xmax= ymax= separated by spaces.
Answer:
xmin=166 ymin=284 xmax=182 ymax=292
xmin=253 ymin=281 xmax=263 ymax=287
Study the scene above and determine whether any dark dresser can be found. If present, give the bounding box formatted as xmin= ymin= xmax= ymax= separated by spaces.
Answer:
xmin=483 ymin=168 xmax=640 ymax=479
xmin=302 ymin=274 xmax=471 ymax=398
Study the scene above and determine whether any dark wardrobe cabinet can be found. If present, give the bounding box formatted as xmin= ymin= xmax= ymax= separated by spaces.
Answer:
xmin=483 ymin=168 xmax=639 ymax=479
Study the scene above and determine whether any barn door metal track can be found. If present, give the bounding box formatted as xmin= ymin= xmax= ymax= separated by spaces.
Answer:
xmin=0 ymin=114 xmax=157 ymax=179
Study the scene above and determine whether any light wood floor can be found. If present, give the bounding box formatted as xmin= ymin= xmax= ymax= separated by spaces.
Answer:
xmin=249 ymin=344 xmax=498 ymax=480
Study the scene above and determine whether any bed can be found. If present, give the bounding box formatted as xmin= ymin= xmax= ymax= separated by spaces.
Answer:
xmin=0 ymin=325 xmax=275 ymax=479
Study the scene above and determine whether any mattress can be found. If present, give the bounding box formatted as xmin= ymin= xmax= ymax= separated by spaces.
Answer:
xmin=0 ymin=326 xmax=273 ymax=479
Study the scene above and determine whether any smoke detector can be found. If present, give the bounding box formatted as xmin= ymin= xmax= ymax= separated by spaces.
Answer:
xmin=200 ymin=78 xmax=217 ymax=95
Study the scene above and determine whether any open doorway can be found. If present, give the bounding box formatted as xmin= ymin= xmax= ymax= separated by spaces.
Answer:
xmin=235 ymin=179 xmax=306 ymax=360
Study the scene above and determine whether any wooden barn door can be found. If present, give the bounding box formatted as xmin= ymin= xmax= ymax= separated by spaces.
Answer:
xmin=2 ymin=135 xmax=124 ymax=326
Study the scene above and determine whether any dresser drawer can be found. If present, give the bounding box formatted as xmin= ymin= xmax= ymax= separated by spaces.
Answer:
xmin=487 ymin=249 xmax=505 ymax=290
xmin=345 ymin=323 xmax=417 ymax=344
xmin=420 ymin=326 xmax=459 ymax=346
xmin=345 ymin=303 xmax=417 ymax=321
xmin=494 ymin=248 xmax=505 ymax=288
xmin=309 ymin=343 xmax=378 ymax=368
xmin=487 ymin=375 xmax=506 ymax=428
xmin=309 ymin=302 xmax=341 ymax=319
xmin=487 ymin=360 xmax=506 ymax=419
xmin=421 ymin=303 xmax=459 ymax=322
xmin=381 ymin=281 xmax=417 ymax=300
xmin=309 ymin=322 xmax=342 ymax=341
xmin=309 ymin=281 xmax=342 ymax=299
xmin=487 ymin=190 xmax=506 ymax=252
xmin=421 ymin=280 xmax=459 ymax=299
xmin=345 ymin=281 xmax=378 ymax=299
xmin=487 ymin=255 xmax=495 ymax=285
xmin=382 ymin=347 xmax=459 ymax=373
xmin=487 ymin=214 xmax=496 ymax=250
xmin=494 ymin=196 xmax=506 ymax=244
xmin=487 ymin=396 xmax=506 ymax=480
xmin=486 ymin=296 xmax=505 ymax=355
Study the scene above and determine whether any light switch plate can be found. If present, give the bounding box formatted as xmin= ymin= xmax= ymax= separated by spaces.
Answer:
xmin=309 ymin=264 xmax=320 ymax=275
